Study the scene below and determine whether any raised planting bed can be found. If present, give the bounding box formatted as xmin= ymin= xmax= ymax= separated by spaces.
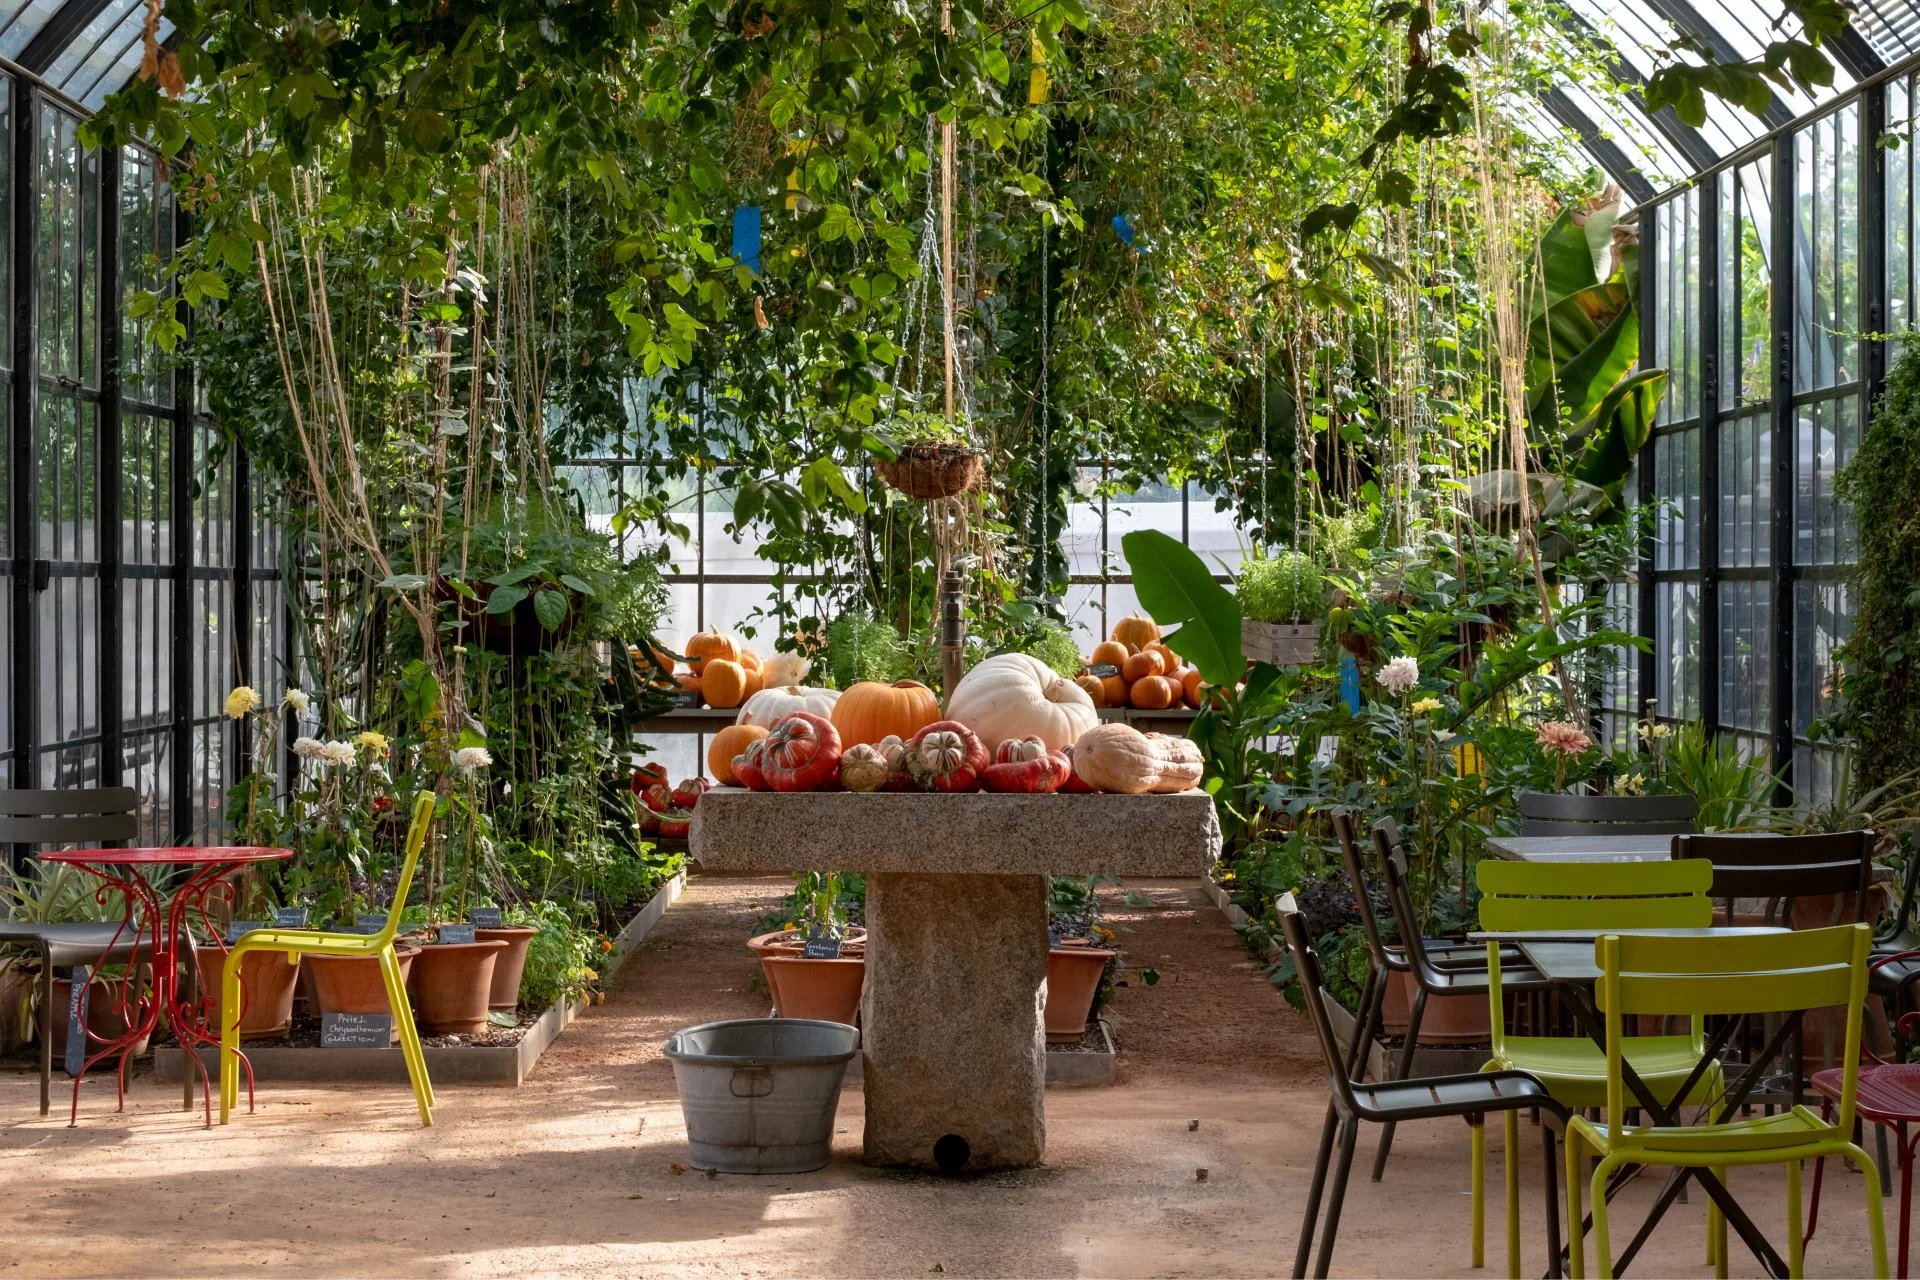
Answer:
xmin=155 ymin=871 xmax=684 ymax=1088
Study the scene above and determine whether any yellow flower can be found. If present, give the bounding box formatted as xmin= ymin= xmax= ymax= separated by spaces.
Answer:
xmin=224 ymin=686 xmax=261 ymax=719
xmin=1410 ymin=696 xmax=1442 ymax=716
xmin=580 ymin=966 xmax=599 ymax=982
xmin=354 ymin=730 xmax=391 ymax=757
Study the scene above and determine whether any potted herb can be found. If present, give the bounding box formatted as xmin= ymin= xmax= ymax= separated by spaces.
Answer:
xmin=1045 ymin=875 xmax=1118 ymax=1043
xmin=1236 ymin=548 xmax=1325 ymax=667
xmin=872 ymin=411 xmax=983 ymax=501
xmin=751 ymin=872 xmax=865 ymax=1025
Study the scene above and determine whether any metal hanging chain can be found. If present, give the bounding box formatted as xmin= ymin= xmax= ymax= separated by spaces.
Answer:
xmin=1037 ymin=142 xmax=1051 ymax=578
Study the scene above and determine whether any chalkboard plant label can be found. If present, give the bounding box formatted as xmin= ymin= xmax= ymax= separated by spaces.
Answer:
xmin=226 ymin=921 xmax=264 ymax=944
xmin=436 ymin=923 xmax=478 ymax=945
xmin=1086 ymin=663 xmax=1122 ymax=679
xmin=468 ymin=907 xmax=504 ymax=929
xmin=353 ymin=914 xmax=387 ymax=935
xmin=273 ymin=906 xmax=310 ymax=928
xmin=674 ymin=689 xmax=704 ymax=710
xmin=64 ymin=964 xmax=89 ymax=1077
xmin=801 ymin=934 xmax=843 ymax=959
xmin=321 ymin=1012 xmax=394 ymax=1048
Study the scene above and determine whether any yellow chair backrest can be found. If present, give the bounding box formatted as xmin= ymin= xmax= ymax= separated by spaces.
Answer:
xmin=1477 ymin=857 xmax=1713 ymax=933
xmin=375 ymin=791 xmax=438 ymax=945
xmin=1594 ymin=923 xmax=1871 ymax=1134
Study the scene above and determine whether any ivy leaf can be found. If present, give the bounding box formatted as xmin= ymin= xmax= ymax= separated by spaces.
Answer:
xmin=1376 ymin=168 xmax=1416 ymax=208
xmin=1301 ymin=201 xmax=1360 ymax=239
xmin=533 ymin=588 xmax=569 ymax=632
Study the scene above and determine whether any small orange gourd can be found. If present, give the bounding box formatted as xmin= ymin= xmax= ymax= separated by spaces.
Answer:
xmin=1181 ymin=667 xmax=1205 ymax=707
xmin=708 ymin=723 xmax=769 ymax=784
xmin=701 ymin=659 xmax=750 ymax=709
xmin=1099 ymin=674 xmax=1127 ymax=706
xmin=1148 ymin=643 xmax=1181 ymax=676
xmin=1088 ymin=640 xmax=1131 ymax=671
xmin=1121 ymin=650 xmax=1165 ymax=684
xmin=684 ymin=630 xmax=741 ymax=674
xmin=1111 ymin=612 xmax=1161 ymax=650
xmin=1129 ymin=674 xmax=1176 ymax=709
xmin=1075 ymin=673 xmax=1108 ymax=707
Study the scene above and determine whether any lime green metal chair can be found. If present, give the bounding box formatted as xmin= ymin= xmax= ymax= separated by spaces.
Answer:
xmin=1477 ymin=858 xmax=1725 ymax=1278
xmin=219 ymin=790 xmax=439 ymax=1126
xmin=1566 ymin=924 xmax=1888 ymax=1280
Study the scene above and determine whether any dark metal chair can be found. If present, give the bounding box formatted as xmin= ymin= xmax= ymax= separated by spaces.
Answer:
xmin=1277 ymin=891 xmax=1568 ymax=1279
xmin=1515 ymin=790 xmax=1696 ymax=837
xmin=1671 ymin=830 xmax=1875 ymax=928
xmin=1329 ymin=811 xmax=1525 ymax=1085
xmin=1870 ymin=851 xmax=1920 ymax=1019
xmin=1369 ymin=816 xmax=1552 ymax=1181
xmin=0 ymin=788 xmax=189 ymax=1115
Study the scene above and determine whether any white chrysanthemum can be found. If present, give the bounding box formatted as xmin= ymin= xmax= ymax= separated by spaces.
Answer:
xmin=283 ymin=688 xmax=312 ymax=717
xmin=225 ymin=686 xmax=261 ymax=719
xmin=319 ymin=739 xmax=356 ymax=766
xmin=1375 ymin=656 xmax=1420 ymax=696
xmin=291 ymin=736 xmax=325 ymax=760
xmin=453 ymin=746 xmax=493 ymax=771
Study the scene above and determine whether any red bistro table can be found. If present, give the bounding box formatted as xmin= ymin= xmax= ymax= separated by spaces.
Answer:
xmin=36 ymin=846 xmax=293 ymax=1126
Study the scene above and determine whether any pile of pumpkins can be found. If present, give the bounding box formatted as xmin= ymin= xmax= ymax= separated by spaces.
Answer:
xmin=704 ymin=649 xmax=1204 ymax=797
xmin=1073 ymin=612 xmax=1212 ymax=711
xmin=630 ymin=631 xmax=813 ymax=710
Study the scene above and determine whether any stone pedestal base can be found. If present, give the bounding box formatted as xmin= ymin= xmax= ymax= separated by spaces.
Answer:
xmin=860 ymin=872 xmax=1048 ymax=1170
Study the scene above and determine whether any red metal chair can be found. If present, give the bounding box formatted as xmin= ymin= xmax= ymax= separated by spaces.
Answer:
xmin=1806 ymin=946 xmax=1920 ymax=1276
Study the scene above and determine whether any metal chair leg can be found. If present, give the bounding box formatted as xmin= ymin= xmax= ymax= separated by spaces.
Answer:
xmin=37 ymin=943 xmax=52 ymax=1117
xmin=1543 ymin=1122 xmax=1563 ymax=1280
xmin=1313 ymin=1116 xmax=1361 ymax=1279
xmin=1882 ymin=1123 xmax=1894 ymax=1198
xmin=1372 ymin=986 xmax=1427 ymax=1181
xmin=1343 ymin=966 xmax=1382 ymax=1081
xmin=1294 ymin=1103 xmax=1340 ymax=1279
xmin=1900 ymin=1125 xmax=1915 ymax=1280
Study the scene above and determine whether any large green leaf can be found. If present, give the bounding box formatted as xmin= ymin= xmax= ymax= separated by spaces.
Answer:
xmin=1530 ymin=302 xmax=1639 ymax=434
xmin=1537 ymin=206 xmax=1600 ymax=310
xmin=1121 ymin=530 xmax=1244 ymax=686
xmin=1570 ymin=368 xmax=1669 ymax=494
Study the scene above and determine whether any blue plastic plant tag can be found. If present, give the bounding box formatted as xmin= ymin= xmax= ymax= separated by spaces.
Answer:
xmin=1111 ymin=213 xmax=1136 ymax=247
xmin=732 ymin=205 xmax=762 ymax=275
xmin=64 ymin=965 xmax=88 ymax=1077
xmin=1339 ymin=654 xmax=1360 ymax=713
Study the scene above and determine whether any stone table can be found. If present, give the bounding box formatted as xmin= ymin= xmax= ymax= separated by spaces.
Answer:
xmin=689 ymin=789 xmax=1220 ymax=1170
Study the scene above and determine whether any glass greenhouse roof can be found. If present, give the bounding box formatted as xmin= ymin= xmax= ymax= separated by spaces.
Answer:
xmin=0 ymin=0 xmax=1915 ymax=196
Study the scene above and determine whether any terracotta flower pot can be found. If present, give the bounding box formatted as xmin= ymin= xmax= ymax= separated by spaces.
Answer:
xmin=1382 ymin=968 xmax=1490 ymax=1044
xmin=48 ymin=976 xmax=152 ymax=1056
xmin=474 ymin=926 xmax=538 ymax=1011
xmin=746 ymin=927 xmax=866 ymax=959
xmin=307 ymin=946 xmax=421 ymax=1042
xmin=1044 ymin=945 xmax=1116 ymax=1043
xmin=193 ymin=948 xmax=301 ymax=1039
xmin=409 ymin=940 xmax=507 ymax=1035
xmin=758 ymin=954 xmax=865 ymax=1025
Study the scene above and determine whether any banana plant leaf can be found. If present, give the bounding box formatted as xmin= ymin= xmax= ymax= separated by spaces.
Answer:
xmin=1121 ymin=529 xmax=1244 ymax=687
xmin=1569 ymin=367 xmax=1669 ymax=497
xmin=1529 ymin=299 xmax=1639 ymax=434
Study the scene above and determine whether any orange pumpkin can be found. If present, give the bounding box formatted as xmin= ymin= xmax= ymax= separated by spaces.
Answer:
xmin=1149 ymin=643 xmax=1181 ymax=676
xmin=832 ymin=680 xmax=942 ymax=747
xmin=1129 ymin=674 xmax=1177 ymax=710
xmin=701 ymin=659 xmax=750 ymax=709
xmin=630 ymin=640 xmax=677 ymax=681
xmin=676 ymin=671 xmax=704 ymax=702
xmin=708 ymin=723 xmax=769 ymax=784
xmin=1088 ymin=640 xmax=1131 ymax=672
xmin=684 ymin=630 xmax=740 ymax=674
xmin=1075 ymin=673 xmax=1108 ymax=707
xmin=1099 ymin=674 xmax=1127 ymax=706
xmin=1111 ymin=612 xmax=1161 ymax=650
xmin=740 ymin=662 xmax=765 ymax=700
xmin=1181 ymin=667 xmax=1205 ymax=707
xmin=1121 ymin=650 xmax=1165 ymax=684
xmin=740 ymin=649 xmax=764 ymax=674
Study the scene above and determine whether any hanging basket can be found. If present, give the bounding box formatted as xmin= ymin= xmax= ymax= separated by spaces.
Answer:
xmin=876 ymin=443 xmax=984 ymax=501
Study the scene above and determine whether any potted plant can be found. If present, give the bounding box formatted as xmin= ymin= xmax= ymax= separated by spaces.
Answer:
xmin=1045 ymin=876 xmax=1117 ymax=1043
xmin=1236 ymin=548 xmax=1325 ymax=667
xmin=872 ymin=411 xmax=983 ymax=501
xmin=752 ymin=872 xmax=865 ymax=1025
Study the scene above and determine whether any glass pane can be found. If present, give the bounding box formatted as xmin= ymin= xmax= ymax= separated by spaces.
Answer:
xmin=121 ymin=145 xmax=174 ymax=408
xmin=0 ymin=0 xmax=64 ymax=60
xmin=1718 ymin=577 xmax=1773 ymax=741
xmin=1654 ymin=580 xmax=1699 ymax=721
xmin=36 ymin=103 xmax=98 ymax=387
xmin=1720 ymin=412 xmax=1772 ymax=569
xmin=1795 ymin=393 xmax=1861 ymax=568
xmin=1653 ymin=428 xmax=1700 ymax=571
xmin=1792 ymin=577 xmax=1850 ymax=738
xmin=1793 ymin=104 xmax=1860 ymax=395
xmin=1719 ymin=160 xmax=1772 ymax=409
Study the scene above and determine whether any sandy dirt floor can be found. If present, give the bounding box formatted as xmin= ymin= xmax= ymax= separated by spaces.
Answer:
xmin=0 ymin=875 xmax=1885 ymax=1278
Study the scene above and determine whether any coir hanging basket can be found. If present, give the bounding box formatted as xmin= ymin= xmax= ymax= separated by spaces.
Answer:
xmin=876 ymin=443 xmax=984 ymax=500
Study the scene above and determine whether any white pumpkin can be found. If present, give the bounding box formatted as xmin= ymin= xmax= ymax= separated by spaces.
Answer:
xmin=945 ymin=653 xmax=1099 ymax=752
xmin=763 ymin=652 xmax=813 ymax=687
xmin=737 ymin=685 xmax=840 ymax=727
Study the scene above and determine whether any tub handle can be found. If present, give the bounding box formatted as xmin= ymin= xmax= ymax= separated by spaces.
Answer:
xmin=730 ymin=1067 xmax=775 ymax=1098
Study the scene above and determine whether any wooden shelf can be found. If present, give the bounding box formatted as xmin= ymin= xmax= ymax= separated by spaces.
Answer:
xmin=632 ymin=706 xmax=1200 ymax=737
